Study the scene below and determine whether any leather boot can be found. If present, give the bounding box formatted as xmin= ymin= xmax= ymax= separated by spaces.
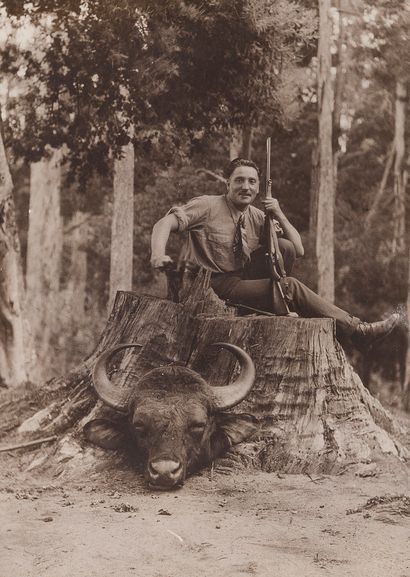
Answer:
xmin=351 ymin=313 xmax=400 ymax=351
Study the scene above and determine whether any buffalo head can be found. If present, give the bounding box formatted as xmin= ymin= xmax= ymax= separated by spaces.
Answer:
xmin=84 ymin=343 xmax=258 ymax=490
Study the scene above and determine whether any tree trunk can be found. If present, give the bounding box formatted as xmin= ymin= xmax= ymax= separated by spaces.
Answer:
xmin=316 ymin=0 xmax=335 ymax=302
xmin=309 ymin=143 xmax=319 ymax=238
xmin=27 ymin=148 xmax=63 ymax=383
xmin=403 ymin=145 xmax=410 ymax=411
xmin=60 ymin=211 xmax=88 ymax=372
xmin=242 ymin=126 xmax=254 ymax=159
xmin=12 ymin=273 xmax=407 ymax=475
xmin=230 ymin=127 xmax=253 ymax=160
xmin=404 ymin=244 xmax=410 ymax=411
xmin=230 ymin=128 xmax=244 ymax=160
xmin=65 ymin=211 xmax=87 ymax=322
xmin=392 ymin=79 xmax=407 ymax=256
xmin=109 ymin=138 xmax=134 ymax=311
xmin=0 ymin=125 xmax=28 ymax=386
xmin=333 ymin=2 xmax=347 ymax=183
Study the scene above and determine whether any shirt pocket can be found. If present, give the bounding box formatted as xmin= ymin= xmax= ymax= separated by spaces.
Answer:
xmin=206 ymin=229 xmax=233 ymax=258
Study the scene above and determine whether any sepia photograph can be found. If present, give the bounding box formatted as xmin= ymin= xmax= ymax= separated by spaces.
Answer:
xmin=0 ymin=1 xmax=409 ymax=575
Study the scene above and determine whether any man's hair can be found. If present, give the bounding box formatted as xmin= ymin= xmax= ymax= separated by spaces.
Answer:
xmin=224 ymin=158 xmax=261 ymax=180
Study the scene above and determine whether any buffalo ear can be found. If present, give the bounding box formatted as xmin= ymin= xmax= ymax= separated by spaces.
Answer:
xmin=83 ymin=418 xmax=127 ymax=450
xmin=210 ymin=413 xmax=259 ymax=458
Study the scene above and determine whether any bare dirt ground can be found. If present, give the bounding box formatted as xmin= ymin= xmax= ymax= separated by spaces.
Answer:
xmin=1 ymin=380 xmax=410 ymax=577
xmin=1 ymin=437 xmax=410 ymax=577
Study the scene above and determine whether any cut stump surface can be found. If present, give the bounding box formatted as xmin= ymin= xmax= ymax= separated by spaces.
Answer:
xmin=13 ymin=271 xmax=409 ymax=476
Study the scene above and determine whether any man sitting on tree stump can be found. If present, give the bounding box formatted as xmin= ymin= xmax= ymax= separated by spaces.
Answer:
xmin=150 ymin=158 xmax=399 ymax=349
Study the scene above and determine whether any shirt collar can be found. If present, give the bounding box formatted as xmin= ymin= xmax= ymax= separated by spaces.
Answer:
xmin=224 ymin=195 xmax=249 ymax=220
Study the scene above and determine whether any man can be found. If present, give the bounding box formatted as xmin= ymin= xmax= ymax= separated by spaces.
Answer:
xmin=151 ymin=158 xmax=399 ymax=347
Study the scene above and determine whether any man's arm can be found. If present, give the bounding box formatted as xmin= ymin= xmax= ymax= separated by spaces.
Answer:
xmin=150 ymin=213 xmax=180 ymax=269
xmin=262 ymin=198 xmax=304 ymax=257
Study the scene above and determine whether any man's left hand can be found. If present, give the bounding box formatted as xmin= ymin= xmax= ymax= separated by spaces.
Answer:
xmin=262 ymin=198 xmax=283 ymax=218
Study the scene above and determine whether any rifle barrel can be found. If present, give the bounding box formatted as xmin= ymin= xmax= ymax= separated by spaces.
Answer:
xmin=266 ymin=137 xmax=271 ymax=185
xmin=266 ymin=137 xmax=272 ymax=199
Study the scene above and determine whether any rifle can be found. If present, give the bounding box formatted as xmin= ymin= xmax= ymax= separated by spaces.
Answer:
xmin=264 ymin=137 xmax=295 ymax=316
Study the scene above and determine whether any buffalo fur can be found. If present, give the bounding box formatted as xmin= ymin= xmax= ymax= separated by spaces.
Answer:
xmin=85 ymin=364 xmax=258 ymax=486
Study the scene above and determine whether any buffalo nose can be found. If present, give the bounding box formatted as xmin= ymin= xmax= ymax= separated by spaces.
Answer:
xmin=148 ymin=459 xmax=184 ymax=487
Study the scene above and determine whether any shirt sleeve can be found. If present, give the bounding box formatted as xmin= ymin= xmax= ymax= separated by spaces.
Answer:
xmin=167 ymin=196 xmax=211 ymax=232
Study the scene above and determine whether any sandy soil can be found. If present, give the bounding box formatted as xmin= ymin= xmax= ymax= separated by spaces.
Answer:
xmin=1 ymin=448 xmax=410 ymax=577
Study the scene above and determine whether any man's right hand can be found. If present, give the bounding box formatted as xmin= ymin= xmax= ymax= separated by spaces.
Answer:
xmin=150 ymin=255 xmax=174 ymax=270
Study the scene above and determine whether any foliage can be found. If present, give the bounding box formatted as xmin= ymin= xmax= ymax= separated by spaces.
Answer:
xmin=0 ymin=0 xmax=317 ymax=182
xmin=353 ymin=0 xmax=410 ymax=87
xmin=332 ymin=1 xmax=410 ymax=318
xmin=3 ymin=0 xmax=409 ymax=390
xmin=325 ymin=1 xmax=410 ymax=386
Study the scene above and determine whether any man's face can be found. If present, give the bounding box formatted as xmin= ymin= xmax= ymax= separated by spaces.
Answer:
xmin=226 ymin=166 xmax=259 ymax=211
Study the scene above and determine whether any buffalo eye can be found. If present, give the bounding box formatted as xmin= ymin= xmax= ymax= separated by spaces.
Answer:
xmin=188 ymin=421 xmax=206 ymax=437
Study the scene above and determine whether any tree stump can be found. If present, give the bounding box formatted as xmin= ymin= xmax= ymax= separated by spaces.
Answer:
xmin=12 ymin=270 xmax=409 ymax=476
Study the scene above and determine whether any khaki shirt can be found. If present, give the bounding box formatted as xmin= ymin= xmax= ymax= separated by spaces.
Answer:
xmin=169 ymin=195 xmax=272 ymax=273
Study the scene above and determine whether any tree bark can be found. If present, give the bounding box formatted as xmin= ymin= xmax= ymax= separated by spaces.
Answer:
xmin=229 ymin=127 xmax=253 ymax=160
xmin=309 ymin=143 xmax=319 ymax=238
xmin=65 ymin=211 xmax=87 ymax=322
xmin=392 ymin=80 xmax=407 ymax=256
xmin=229 ymin=128 xmax=244 ymax=160
xmin=333 ymin=2 xmax=347 ymax=183
xmin=109 ymin=137 xmax=134 ymax=311
xmin=27 ymin=148 xmax=63 ymax=382
xmin=404 ymin=244 xmax=410 ymax=411
xmin=60 ymin=211 xmax=88 ymax=372
xmin=14 ymin=274 xmax=407 ymax=475
xmin=242 ymin=126 xmax=254 ymax=159
xmin=0 ymin=126 xmax=28 ymax=385
xmin=316 ymin=0 xmax=335 ymax=302
xmin=403 ymin=144 xmax=410 ymax=411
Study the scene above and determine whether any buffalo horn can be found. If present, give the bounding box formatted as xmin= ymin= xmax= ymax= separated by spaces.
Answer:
xmin=92 ymin=343 xmax=143 ymax=412
xmin=210 ymin=343 xmax=256 ymax=410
